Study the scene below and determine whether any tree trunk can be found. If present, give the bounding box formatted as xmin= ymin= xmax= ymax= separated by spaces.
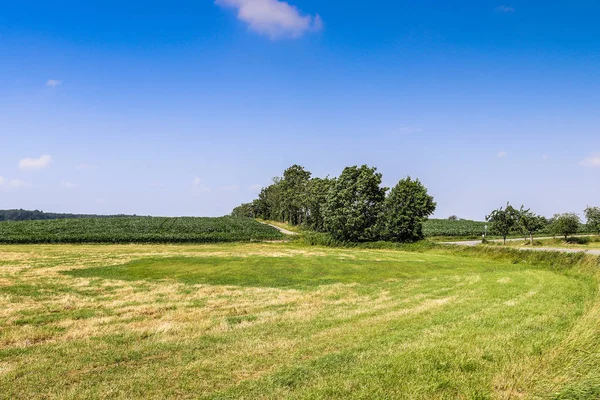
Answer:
xmin=503 ymin=236 xmax=507 ymax=245
xmin=530 ymin=233 xmax=534 ymax=245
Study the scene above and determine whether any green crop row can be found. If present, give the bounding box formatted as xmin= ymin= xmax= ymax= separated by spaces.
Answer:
xmin=0 ymin=216 xmax=283 ymax=244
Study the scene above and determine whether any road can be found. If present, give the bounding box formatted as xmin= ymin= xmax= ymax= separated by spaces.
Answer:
xmin=441 ymin=236 xmax=600 ymax=256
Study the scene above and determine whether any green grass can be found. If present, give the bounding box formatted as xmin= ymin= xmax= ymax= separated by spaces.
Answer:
xmin=1 ymin=242 xmax=600 ymax=399
xmin=0 ymin=216 xmax=283 ymax=244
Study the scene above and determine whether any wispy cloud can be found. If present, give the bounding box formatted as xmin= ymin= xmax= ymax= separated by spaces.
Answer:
xmin=249 ymin=184 xmax=263 ymax=192
xmin=215 ymin=0 xmax=322 ymax=39
xmin=580 ymin=154 xmax=600 ymax=168
xmin=0 ymin=178 xmax=30 ymax=189
xmin=192 ymin=177 xmax=211 ymax=193
xmin=542 ymin=155 xmax=550 ymax=160
xmin=496 ymin=5 xmax=515 ymax=12
xmin=497 ymin=151 xmax=507 ymax=158
xmin=60 ymin=180 xmax=77 ymax=189
xmin=19 ymin=155 xmax=52 ymax=170
xmin=46 ymin=79 xmax=62 ymax=87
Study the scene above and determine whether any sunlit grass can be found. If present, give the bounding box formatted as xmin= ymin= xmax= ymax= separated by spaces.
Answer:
xmin=0 ymin=243 xmax=598 ymax=399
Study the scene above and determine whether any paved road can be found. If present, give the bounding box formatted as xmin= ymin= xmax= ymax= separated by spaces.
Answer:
xmin=441 ymin=236 xmax=600 ymax=256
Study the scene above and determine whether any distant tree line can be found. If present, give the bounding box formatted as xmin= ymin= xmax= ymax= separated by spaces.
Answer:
xmin=232 ymin=165 xmax=437 ymax=242
xmin=0 ymin=209 xmax=136 ymax=222
xmin=486 ymin=203 xmax=600 ymax=244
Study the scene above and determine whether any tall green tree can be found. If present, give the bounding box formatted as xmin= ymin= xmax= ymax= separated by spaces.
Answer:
xmin=551 ymin=213 xmax=581 ymax=239
xmin=584 ymin=206 xmax=600 ymax=235
xmin=486 ymin=202 xmax=519 ymax=244
xmin=322 ymin=165 xmax=387 ymax=242
xmin=516 ymin=206 xmax=547 ymax=245
xmin=305 ymin=177 xmax=333 ymax=231
xmin=280 ymin=165 xmax=312 ymax=225
xmin=378 ymin=177 xmax=436 ymax=242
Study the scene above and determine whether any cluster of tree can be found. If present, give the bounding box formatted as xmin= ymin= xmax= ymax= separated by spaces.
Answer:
xmin=0 ymin=209 xmax=136 ymax=222
xmin=486 ymin=203 xmax=600 ymax=244
xmin=232 ymin=165 xmax=437 ymax=242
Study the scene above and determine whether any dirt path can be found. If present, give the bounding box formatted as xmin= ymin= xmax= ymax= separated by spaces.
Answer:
xmin=441 ymin=236 xmax=600 ymax=256
xmin=260 ymin=222 xmax=298 ymax=236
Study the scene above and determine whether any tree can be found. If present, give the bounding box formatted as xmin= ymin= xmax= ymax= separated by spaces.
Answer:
xmin=280 ymin=165 xmax=312 ymax=225
xmin=305 ymin=177 xmax=333 ymax=231
xmin=448 ymin=215 xmax=458 ymax=221
xmin=516 ymin=206 xmax=547 ymax=245
xmin=322 ymin=165 xmax=387 ymax=242
xmin=486 ymin=203 xmax=519 ymax=244
xmin=378 ymin=177 xmax=436 ymax=242
xmin=551 ymin=213 xmax=581 ymax=239
xmin=584 ymin=206 xmax=600 ymax=235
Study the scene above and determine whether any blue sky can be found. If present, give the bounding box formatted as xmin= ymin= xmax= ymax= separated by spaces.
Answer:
xmin=1 ymin=0 xmax=599 ymax=219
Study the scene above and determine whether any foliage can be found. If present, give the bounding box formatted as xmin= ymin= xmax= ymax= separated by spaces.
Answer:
xmin=321 ymin=165 xmax=387 ymax=242
xmin=377 ymin=177 xmax=436 ymax=242
xmin=584 ymin=206 xmax=600 ymax=234
xmin=448 ymin=215 xmax=458 ymax=221
xmin=516 ymin=206 xmax=547 ymax=244
xmin=551 ymin=213 xmax=582 ymax=239
xmin=0 ymin=216 xmax=283 ymax=244
xmin=486 ymin=202 xmax=520 ymax=244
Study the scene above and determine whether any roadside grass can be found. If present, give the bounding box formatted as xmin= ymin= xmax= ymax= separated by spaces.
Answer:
xmin=0 ymin=242 xmax=599 ymax=399
xmin=487 ymin=236 xmax=600 ymax=249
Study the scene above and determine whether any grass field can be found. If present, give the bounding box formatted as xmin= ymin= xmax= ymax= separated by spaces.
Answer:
xmin=494 ymin=236 xmax=600 ymax=250
xmin=1 ymin=242 xmax=600 ymax=399
xmin=0 ymin=217 xmax=283 ymax=244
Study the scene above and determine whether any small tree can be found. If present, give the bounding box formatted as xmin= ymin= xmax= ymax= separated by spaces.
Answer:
xmin=584 ymin=206 xmax=600 ymax=235
xmin=486 ymin=202 xmax=519 ymax=244
xmin=448 ymin=215 xmax=458 ymax=221
xmin=551 ymin=213 xmax=581 ymax=240
xmin=378 ymin=177 xmax=436 ymax=242
xmin=517 ymin=206 xmax=547 ymax=245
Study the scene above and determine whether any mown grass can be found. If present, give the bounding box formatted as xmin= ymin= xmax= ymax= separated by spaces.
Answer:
xmin=0 ymin=242 xmax=599 ymax=399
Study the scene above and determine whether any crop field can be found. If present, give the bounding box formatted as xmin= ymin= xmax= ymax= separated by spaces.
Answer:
xmin=0 ymin=217 xmax=283 ymax=244
xmin=423 ymin=219 xmax=489 ymax=237
xmin=1 ymin=242 xmax=599 ymax=399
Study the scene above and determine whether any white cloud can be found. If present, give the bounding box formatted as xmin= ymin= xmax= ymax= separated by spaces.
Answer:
xmin=46 ymin=79 xmax=62 ymax=87
xmin=580 ymin=154 xmax=600 ymax=168
xmin=215 ymin=0 xmax=322 ymax=39
xmin=0 ymin=178 xmax=30 ymax=190
xmin=542 ymin=155 xmax=550 ymax=160
xmin=192 ymin=177 xmax=211 ymax=193
xmin=60 ymin=180 xmax=77 ymax=189
xmin=19 ymin=155 xmax=52 ymax=170
xmin=497 ymin=151 xmax=507 ymax=158
xmin=249 ymin=184 xmax=263 ymax=192
xmin=496 ymin=5 xmax=515 ymax=12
